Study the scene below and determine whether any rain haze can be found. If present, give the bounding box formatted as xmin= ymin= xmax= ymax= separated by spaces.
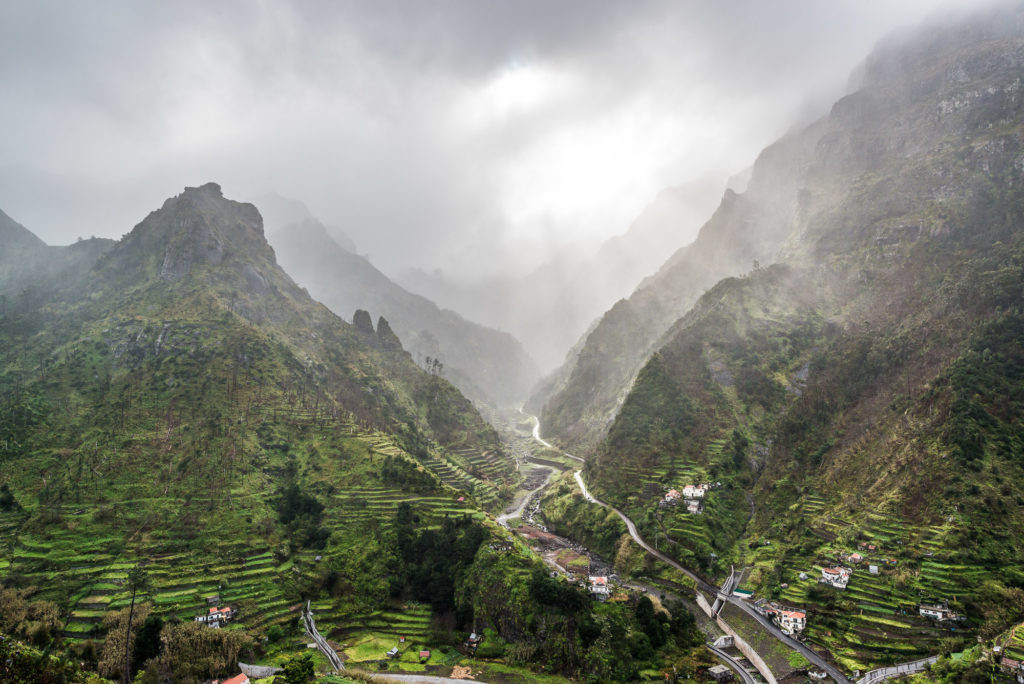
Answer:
xmin=0 ymin=0 xmax=959 ymax=285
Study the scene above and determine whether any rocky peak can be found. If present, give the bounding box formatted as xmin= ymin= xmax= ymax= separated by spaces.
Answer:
xmin=376 ymin=316 xmax=404 ymax=352
xmin=98 ymin=183 xmax=277 ymax=286
xmin=353 ymin=309 xmax=376 ymax=336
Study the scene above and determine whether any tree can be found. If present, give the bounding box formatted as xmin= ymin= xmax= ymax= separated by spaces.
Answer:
xmin=131 ymin=614 xmax=163 ymax=674
xmin=0 ymin=483 xmax=18 ymax=511
xmin=138 ymin=621 xmax=253 ymax=682
xmin=122 ymin=564 xmax=151 ymax=684
xmin=280 ymin=653 xmax=315 ymax=683
xmin=98 ymin=604 xmax=152 ymax=680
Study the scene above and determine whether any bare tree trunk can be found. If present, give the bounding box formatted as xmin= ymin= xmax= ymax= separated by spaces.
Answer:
xmin=123 ymin=590 xmax=136 ymax=684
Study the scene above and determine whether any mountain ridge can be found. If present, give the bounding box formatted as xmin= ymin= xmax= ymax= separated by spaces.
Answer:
xmin=556 ymin=1 xmax=1024 ymax=666
xmin=269 ymin=215 xmax=539 ymax=408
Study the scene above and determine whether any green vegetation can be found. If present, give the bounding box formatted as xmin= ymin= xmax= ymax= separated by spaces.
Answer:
xmin=0 ymin=635 xmax=110 ymax=683
xmin=0 ymin=183 xmax=719 ymax=683
xmin=531 ymin=7 xmax=1024 ymax=672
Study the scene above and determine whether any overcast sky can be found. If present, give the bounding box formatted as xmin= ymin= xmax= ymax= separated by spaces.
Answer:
xmin=0 ymin=0 xmax=959 ymax=281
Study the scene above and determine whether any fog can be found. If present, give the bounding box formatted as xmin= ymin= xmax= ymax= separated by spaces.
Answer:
xmin=1 ymin=0 xmax=957 ymax=285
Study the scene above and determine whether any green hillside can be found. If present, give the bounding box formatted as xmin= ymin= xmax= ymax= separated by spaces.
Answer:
xmin=0 ymin=183 xmax=715 ymax=683
xmin=563 ymin=3 xmax=1024 ymax=670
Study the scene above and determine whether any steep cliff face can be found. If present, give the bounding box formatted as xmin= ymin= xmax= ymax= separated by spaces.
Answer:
xmin=536 ymin=3 xmax=1024 ymax=456
xmin=532 ymin=119 xmax=826 ymax=453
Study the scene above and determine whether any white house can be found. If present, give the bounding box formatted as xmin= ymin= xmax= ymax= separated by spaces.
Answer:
xmin=683 ymin=484 xmax=708 ymax=499
xmin=588 ymin=576 xmax=610 ymax=599
xmin=195 ymin=606 xmax=234 ymax=628
xmin=820 ymin=567 xmax=850 ymax=589
xmin=919 ymin=602 xmax=959 ymax=621
xmin=770 ymin=608 xmax=807 ymax=634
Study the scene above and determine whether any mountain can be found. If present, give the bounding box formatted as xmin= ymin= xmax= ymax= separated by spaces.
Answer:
xmin=268 ymin=217 xmax=539 ymax=408
xmin=530 ymin=127 xmax=817 ymax=452
xmin=0 ymin=183 xmax=514 ymax=675
xmin=1 ymin=182 xmax=508 ymax=455
xmin=253 ymin=191 xmax=357 ymax=253
xmin=0 ymin=207 xmax=114 ymax=298
xmin=551 ymin=1 xmax=1024 ymax=666
xmin=0 ymin=184 xmax=711 ymax=684
xmin=398 ymin=175 xmax=723 ymax=372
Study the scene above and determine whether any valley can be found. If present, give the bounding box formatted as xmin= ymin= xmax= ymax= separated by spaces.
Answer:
xmin=5 ymin=4 xmax=1024 ymax=684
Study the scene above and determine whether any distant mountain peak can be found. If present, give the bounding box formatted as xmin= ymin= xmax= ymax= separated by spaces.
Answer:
xmin=256 ymin=191 xmax=358 ymax=253
xmin=0 ymin=207 xmax=46 ymax=252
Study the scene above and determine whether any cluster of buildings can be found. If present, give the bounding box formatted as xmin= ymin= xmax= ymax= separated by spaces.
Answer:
xmin=661 ymin=482 xmax=712 ymax=514
xmin=999 ymin=656 xmax=1024 ymax=683
xmin=843 ymin=547 xmax=898 ymax=575
xmin=386 ymin=638 xmax=431 ymax=662
xmin=820 ymin=566 xmax=852 ymax=589
xmin=195 ymin=606 xmax=235 ymax=628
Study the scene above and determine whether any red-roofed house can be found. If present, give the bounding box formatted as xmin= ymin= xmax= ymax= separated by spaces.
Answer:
xmin=820 ymin=567 xmax=850 ymax=589
xmin=588 ymin=576 xmax=610 ymax=599
xmin=209 ymin=674 xmax=249 ymax=684
xmin=773 ymin=609 xmax=807 ymax=634
xmin=195 ymin=606 xmax=234 ymax=627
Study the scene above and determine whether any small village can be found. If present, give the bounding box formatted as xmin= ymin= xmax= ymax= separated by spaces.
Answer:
xmin=660 ymin=481 xmax=718 ymax=515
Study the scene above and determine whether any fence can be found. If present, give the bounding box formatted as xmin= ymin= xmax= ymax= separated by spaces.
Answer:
xmin=857 ymin=656 xmax=939 ymax=684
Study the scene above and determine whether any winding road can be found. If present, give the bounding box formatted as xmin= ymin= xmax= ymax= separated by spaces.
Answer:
xmin=529 ymin=417 xmax=852 ymax=684
xmin=496 ymin=467 xmax=554 ymax=527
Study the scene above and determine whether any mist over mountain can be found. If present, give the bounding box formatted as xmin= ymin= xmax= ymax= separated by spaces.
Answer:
xmin=530 ymin=122 xmax=822 ymax=449
xmin=399 ymin=175 xmax=724 ymax=372
xmin=9 ymin=3 xmax=1024 ymax=683
xmin=268 ymin=215 xmax=539 ymax=407
xmin=0 ymin=207 xmax=115 ymax=300
xmin=534 ymin=2 xmax=1024 ymax=667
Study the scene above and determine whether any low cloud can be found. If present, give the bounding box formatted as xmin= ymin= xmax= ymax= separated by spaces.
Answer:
xmin=0 ymin=0 xmax=958 ymax=279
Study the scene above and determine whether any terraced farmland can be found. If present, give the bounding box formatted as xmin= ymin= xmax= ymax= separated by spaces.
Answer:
xmin=0 ymin=420 xmax=514 ymax=671
xmin=361 ymin=433 xmax=513 ymax=512
xmin=742 ymin=495 xmax=988 ymax=672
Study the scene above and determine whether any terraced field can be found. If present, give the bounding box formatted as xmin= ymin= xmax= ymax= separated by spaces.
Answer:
xmin=0 ymin=423 xmax=514 ymax=669
xmin=742 ymin=492 xmax=986 ymax=671
xmin=998 ymin=622 xmax=1024 ymax=660
xmin=363 ymin=433 xmax=511 ymax=512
